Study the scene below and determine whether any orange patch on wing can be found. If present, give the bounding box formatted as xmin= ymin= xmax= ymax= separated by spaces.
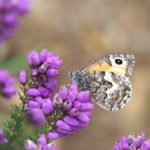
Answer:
xmin=89 ymin=63 xmax=111 ymax=71
xmin=89 ymin=62 xmax=127 ymax=76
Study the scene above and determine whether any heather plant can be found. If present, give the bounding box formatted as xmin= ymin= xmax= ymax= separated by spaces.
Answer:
xmin=0 ymin=49 xmax=94 ymax=150
xmin=0 ymin=69 xmax=16 ymax=98
xmin=112 ymin=133 xmax=150 ymax=150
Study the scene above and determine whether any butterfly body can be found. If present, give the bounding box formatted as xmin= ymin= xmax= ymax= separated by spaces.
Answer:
xmin=69 ymin=53 xmax=135 ymax=111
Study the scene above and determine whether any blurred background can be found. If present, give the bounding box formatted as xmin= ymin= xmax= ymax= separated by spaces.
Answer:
xmin=0 ymin=0 xmax=150 ymax=149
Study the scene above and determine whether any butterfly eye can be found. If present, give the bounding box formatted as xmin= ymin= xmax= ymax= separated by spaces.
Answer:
xmin=115 ymin=58 xmax=123 ymax=65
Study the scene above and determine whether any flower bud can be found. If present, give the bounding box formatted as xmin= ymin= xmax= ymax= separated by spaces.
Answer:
xmin=78 ymin=103 xmax=94 ymax=111
xmin=24 ymin=139 xmax=37 ymax=150
xmin=63 ymin=116 xmax=79 ymax=127
xmin=39 ymin=49 xmax=48 ymax=64
xmin=38 ymin=134 xmax=46 ymax=145
xmin=39 ymin=87 xmax=50 ymax=98
xmin=63 ymin=100 xmax=72 ymax=111
xmin=77 ymin=91 xmax=91 ymax=102
xmin=53 ymin=95 xmax=63 ymax=108
xmin=28 ymin=108 xmax=46 ymax=127
xmin=19 ymin=70 xmax=27 ymax=85
xmin=27 ymin=100 xmax=39 ymax=108
xmin=56 ymin=120 xmax=71 ymax=131
xmin=26 ymin=88 xmax=41 ymax=97
xmin=58 ymin=86 xmax=68 ymax=99
xmin=46 ymin=68 xmax=59 ymax=77
xmin=47 ymin=132 xmax=60 ymax=140
xmin=76 ymin=112 xmax=90 ymax=123
xmin=68 ymin=108 xmax=79 ymax=117
xmin=42 ymin=101 xmax=54 ymax=116
xmin=27 ymin=50 xmax=40 ymax=68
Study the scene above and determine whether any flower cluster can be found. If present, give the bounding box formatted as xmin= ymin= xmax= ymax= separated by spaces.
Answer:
xmin=112 ymin=133 xmax=150 ymax=150
xmin=25 ymin=134 xmax=59 ymax=150
xmin=0 ymin=69 xmax=16 ymax=99
xmin=19 ymin=49 xmax=62 ymax=127
xmin=0 ymin=0 xmax=29 ymax=43
xmin=47 ymin=83 xmax=94 ymax=140
xmin=19 ymin=49 xmax=94 ymax=141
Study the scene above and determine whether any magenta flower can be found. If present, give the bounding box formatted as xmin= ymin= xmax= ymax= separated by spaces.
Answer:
xmin=19 ymin=49 xmax=94 ymax=143
xmin=19 ymin=49 xmax=62 ymax=127
xmin=19 ymin=70 xmax=27 ymax=85
xmin=0 ymin=0 xmax=29 ymax=43
xmin=47 ymin=83 xmax=94 ymax=140
xmin=112 ymin=133 xmax=150 ymax=150
xmin=28 ymin=108 xmax=46 ymax=128
xmin=0 ymin=69 xmax=16 ymax=99
xmin=24 ymin=134 xmax=59 ymax=150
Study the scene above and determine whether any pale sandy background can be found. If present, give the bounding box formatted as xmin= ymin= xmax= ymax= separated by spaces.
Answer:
xmin=0 ymin=0 xmax=150 ymax=149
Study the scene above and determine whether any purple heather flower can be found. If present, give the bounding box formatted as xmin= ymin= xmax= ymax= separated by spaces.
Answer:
xmin=24 ymin=139 xmax=37 ymax=150
xmin=112 ymin=133 xmax=150 ymax=150
xmin=47 ymin=132 xmax=60 ymax=140
xmin=0 ymin=69 xmax=16 ymax=99
xmin=22 ymin=50 xmax=62 ymax=127
xmin=39 ymin=87 xmax=51 ymax=98
xmin=17 ymin=0 xmax=29 ymax=15
xmin=21 ymin=50 xmax=93 ymax=141
xmin=0 ymin=129 xmax=8 ymax=144
xmin=56 ymin=120 xmax=71 ymax=131
xmin=46 ymin=52 xmax=62 ymax=68
xmin=27 ymin=50 xmax=40 ymax=68
xmin=28 ymin=108 xmax=46 ymax=127
xmin=68 ymin=108 xmax=79 ymax=117
xmin=46 ymin=68 xmax=59 ymax=77
xmin=53 ymin=95 xmax=63 ymax=108
xmin=27 ymin=100 xmax=40 ymax=108
xmin=39 ymin=49 xmax=48 ymax=64
xmin=0 ymin=0 xmax=29 ymax=43
xmin=19 ymin=70 xmax=27 ymax=85
xmin=63 ymin=100 xmax=72 ymax=111
xmin=47 ymin=83 xmax=94 ymax=140
xmin=26 ymin=88 xmax=41 ymax=97
xmin=141 ymin=140 xmax=150 ymax=150
xmin=42 ymin=100 xmax=54 ymax=116
xmin=25 ymin=135 xmax=59 ymax=150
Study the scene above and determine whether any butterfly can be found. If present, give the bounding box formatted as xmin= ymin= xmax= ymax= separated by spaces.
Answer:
xmin=69 ymin=53 xmax=135 ymax=111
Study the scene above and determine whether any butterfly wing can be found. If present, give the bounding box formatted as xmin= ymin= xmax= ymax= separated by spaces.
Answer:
xmin=69 ymin=53 xmax=135 ymax=111
xmin=81 ymin=53 xmax=135 ymax=77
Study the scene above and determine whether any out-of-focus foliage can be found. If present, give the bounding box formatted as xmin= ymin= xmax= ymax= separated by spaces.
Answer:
xmin=0 ymin=52 xmax=27 ymax=74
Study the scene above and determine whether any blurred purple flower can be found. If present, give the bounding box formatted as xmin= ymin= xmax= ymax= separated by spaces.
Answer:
xmin=25 ymin=134 xmax=59 ymax=150
xmin=0 ymin=0 xmax=29 ymax=43
xmin=112 ymin=133 xmax=150 ymax=150
xmin=0 ymin=69 xmax=16 ymax=99
xmin=28 ymin=108 xmax=46 ymax=128
xmin=0 ymin=129 xmax=8 ymax=144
